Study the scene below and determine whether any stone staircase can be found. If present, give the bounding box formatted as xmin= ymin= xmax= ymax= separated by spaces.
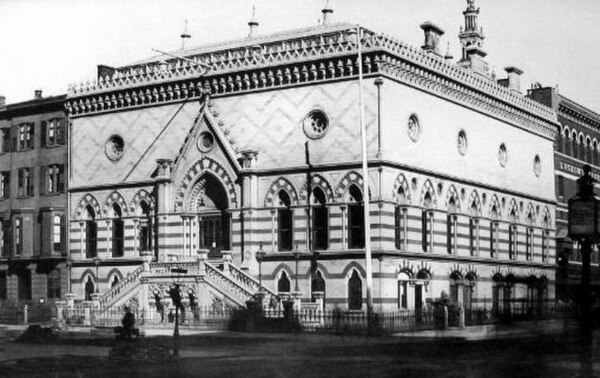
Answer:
xmin=97 ymin=258 xmax=275 ymax=311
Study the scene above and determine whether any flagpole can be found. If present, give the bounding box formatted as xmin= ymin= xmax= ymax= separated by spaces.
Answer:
xmin=353 ymin=26 xmax=374 ymax=314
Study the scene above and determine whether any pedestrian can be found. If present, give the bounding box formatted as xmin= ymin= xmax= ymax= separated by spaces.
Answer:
xmin=168 ymin=309 xmax=175 ymax=323
xmin=121 ymin=307 xmax=135 ymax=339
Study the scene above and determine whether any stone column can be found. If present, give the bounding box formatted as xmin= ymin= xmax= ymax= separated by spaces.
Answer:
xmin=181 ymin=215 xmax=188 ymax=260
xmin=191 ymin=215 xmax=199 ymax=257
xmin=132 ymin=218 xmax=139 ymax=256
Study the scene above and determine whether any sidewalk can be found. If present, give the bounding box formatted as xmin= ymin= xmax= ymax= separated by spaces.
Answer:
xmin=392 ymin=319 xmax=578 ymax=340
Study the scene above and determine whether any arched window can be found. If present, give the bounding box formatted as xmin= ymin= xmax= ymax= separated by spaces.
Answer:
xmin=348 ymin=185 xmax=365 ymax=249
xmin=446 ymin=197 xmax=458 ymax=254
xmin=526 ymin=213 xmax=534 ymax=261
xmin=579 ymin=135 xmax=585 ymax=161
xmin=469 ymin=200 xmax=480 ymax=256
xmin=311 ymin=270 xmax=326 ymax=301
xmin=594 ymin=140 xmax=599 ymax=166
xmin=542 ymin=214 xmax=550 ymax=263
xmin=464 ymin=272 xmax=476 ymax=312
xmin=84 ymin=276 xmax=95 ymax=301
xmin=395 ymin=187 xmax=408 ymax=251
xmin=509 ymin=208 xmax=518 ymax=260
xmin=14 ymin=217 xmax=22 ymax=255
xmin=397 ymin=271 xmax=410 ymax=309
xmin=111 ymin=204 xmax=124 ymax=257
xmin=312 ymin=188 xmax=329 ymax=250
xmin=277 ymin=191 xmax=293 ymax=251
xmin=422 ymin=192 xmax=434 ymax=252
xmin=449 ymin=271 xmax=462 ymax=303
xmin=139 ymin=201 xmax=152 ymax=253
xmin=572 ymin=131 xmax=578 ymax=159
xmin=111 ymin=275 xmax=119 ymax=288
xmin=277 ymin=271 xmax=290 ymax=293
xmin=85 ymin=206 xmax=97 ymax=258
xmin=348 ymin=270 xmax=362 ymax=310
xmin=586 ymin=137 xmax=592 ymax=163
xmin=564 ymin=129 xmax=571 ymax=155
xmin=490 ymin=204 xmax=499 ymax=258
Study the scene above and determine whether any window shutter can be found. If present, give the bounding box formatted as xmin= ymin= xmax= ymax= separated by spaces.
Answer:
xmin=28 ymin=169 xmax=34 ymax=196
xmin=57 ymin=165 xmax=65 ymax=193
xmin=39 ymin=166 xmax=47 ymax=195
xmin=11 ymin=125 xmax=17 ymax=152
xmin=58 ymin=119 xmax=67 ymax=145
xmin=41 ymin=121 xmax=47 ymax=147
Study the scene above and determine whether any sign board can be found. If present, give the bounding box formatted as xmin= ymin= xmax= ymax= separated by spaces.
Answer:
xmin=568 ymin=197 xmax=598 ymax=239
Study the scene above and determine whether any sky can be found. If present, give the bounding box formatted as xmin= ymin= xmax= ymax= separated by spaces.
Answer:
xmin=1 ymin=0 xmax=600 ymax=111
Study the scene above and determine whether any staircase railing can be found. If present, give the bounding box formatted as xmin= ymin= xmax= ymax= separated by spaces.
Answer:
xmin=227 ymin=263 xmax=277 ymax=297
xmin=99 ymin=264 xmax=145 ymax=307
xmin=204 ymin=263 xmax=255 ymax=306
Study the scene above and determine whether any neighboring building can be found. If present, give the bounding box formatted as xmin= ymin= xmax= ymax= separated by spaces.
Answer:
xmin=528 ymin=85 xmax=600 ymax=301
xmin=0 ymin=91 xmax=68 ymax=306
xmin=65 ymin=0 xmax=558 ymax=316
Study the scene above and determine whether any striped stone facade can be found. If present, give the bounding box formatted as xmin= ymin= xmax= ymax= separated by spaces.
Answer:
xmin=67 ymin=24 xmax=558 ymax=312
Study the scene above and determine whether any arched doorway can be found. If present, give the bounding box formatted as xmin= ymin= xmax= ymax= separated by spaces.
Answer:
xmin=196 ymin=174 xmax=230 ymax=257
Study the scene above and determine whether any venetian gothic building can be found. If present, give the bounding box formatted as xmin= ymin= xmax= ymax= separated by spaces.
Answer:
xmin=65 ymin=1 xmax=558 ymax=315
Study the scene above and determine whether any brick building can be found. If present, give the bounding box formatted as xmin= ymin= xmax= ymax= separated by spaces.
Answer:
xmin=0 ymin=91 xmax=68 ymax=306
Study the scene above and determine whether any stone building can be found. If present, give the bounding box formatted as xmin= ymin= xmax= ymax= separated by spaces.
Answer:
xmin=0 ymin=91 xmax=68 ymax=306
xmin=65 ymin=1 xmax=558 ymax=315
xmin=528 ymin=85 xmax=600 ymax=301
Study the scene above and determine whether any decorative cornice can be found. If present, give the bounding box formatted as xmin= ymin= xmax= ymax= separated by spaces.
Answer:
xmin=559 ymin=100 xmax=600 ymax=132
xmin=66 ymin=26 xmax=557 ymax=139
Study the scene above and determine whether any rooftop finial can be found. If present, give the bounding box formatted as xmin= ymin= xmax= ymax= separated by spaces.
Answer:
xmin=180 ymin=19 xmax=191 ymax=50
xmin=248 ymin=4 xmax=259 ymax=38
xmin=321 ymin=0 xmax=333 ymax=26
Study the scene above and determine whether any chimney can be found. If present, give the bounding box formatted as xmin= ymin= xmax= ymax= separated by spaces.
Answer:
xmin=420 ymin=22 xmax=445 ymax=56
xmin=0 ymin=96 xmax=5 ymax=108
xmin=504 ymin=66 xmax=523 ymax=93
xmin=34 ymin=90 xmax=43 ymax=100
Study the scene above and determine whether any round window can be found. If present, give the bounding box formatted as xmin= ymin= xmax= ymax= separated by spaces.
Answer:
xmin=303 ymin=110 xmax=329 ymax=139
xmin=533 ymin=155 xmax=541 ymax=177
xmin=197 ymin=131 xmax=215 ymax=153
xmin=407 ymin=114 xmax=421 ymax=142
xmin=105 ymin=135 xmax=125 ymax=161
xmin=457 ymin=130 xmax=468 ymax=155
xmin=498 ymin=143 xmax=508 ymax=167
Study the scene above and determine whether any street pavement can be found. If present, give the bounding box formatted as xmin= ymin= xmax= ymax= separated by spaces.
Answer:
xmin=0 ymin=320 xmax=598 ymax=377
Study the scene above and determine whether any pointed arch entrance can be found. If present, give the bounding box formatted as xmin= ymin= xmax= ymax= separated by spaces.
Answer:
xmin=193 ymin=173 xmax=231 ymax=257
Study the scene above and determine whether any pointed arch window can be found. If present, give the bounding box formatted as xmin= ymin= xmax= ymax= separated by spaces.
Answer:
xmin=556 ymin=128 xmax=563 ymax=154
xmin=277 ymin=191 xmax=293 ymax=251
xmin=111 ymin=204 xmax=124 ymax=257
xmin=311 ymin=270 xmax=326 ymax=301
xmin=277 ymin=271 xmax=291 ymax=293
xmin=395 ymin=187 xmax=408 ymax=251
xmin=469 ymin=200 xmax=480 ymax=256
xmin=111 ymin=275 xmax=119 ymax=288
xmin=84 ymin=276 xmax=95 ymax=301
xmin=509 ymin=208 xmax=518 ymax=260
xmin=422 ymin=192 xmax=434 ymax=252
xmin=526 ymin=213 xmax=534 ymax=261
xmin=348 ymin=185 xmax=365 ymax=249
xmin=312 ymin=188 xmax=329 ymax=250
xmin=139 ymin=201 xmax=152 ymax=253
xmin=490 ymin=205 xmax=499 ymax=258
xmin=542 ymin=215 xmax=550 ymax=263
xmin=447 ymin=197 xmax=458 ymax=254
xmin=85 ymin=206 xmax=97 ymax=258
xmin=348 ymin=270 xmax=362 ymax=310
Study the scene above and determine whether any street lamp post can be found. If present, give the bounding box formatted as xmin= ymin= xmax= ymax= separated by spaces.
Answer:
xmin=567 ymin=164 xmax=598 ymax=377
xmin=169 ymin=267 xmax=187 ymax=358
